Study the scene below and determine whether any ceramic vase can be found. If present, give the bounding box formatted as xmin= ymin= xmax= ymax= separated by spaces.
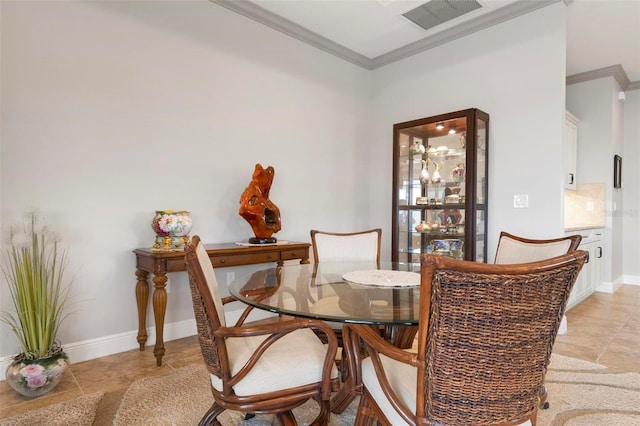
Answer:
xmin=151 ymin=210 xmax=193 ymax=250
xmin=411 ymin=140 xmax=426 ymax=155
xmin=431 ymin=161 xmax=442 ymax=184
xmin=5 ymin=351 xmax=69 ymax=398
xmin=419 ymin=160 xmax=430 ymax=185
xmin=452 ymin=163 xmax=465 ymax=183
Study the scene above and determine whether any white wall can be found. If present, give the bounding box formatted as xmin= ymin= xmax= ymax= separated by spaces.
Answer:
xmin=4 ymin=0 xmax=632 ymax=369
xmin=0 ymin=1 xmax=372 ymax=362
xmin=370 ymin=2 xmax=568 ymax=258
xmin=566 ymin=77 xmax=628 ymax=285
xmin=622 ymin=89 xmax=640 ymax=283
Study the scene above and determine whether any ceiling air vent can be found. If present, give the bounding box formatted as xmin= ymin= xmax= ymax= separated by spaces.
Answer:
xmin=403 ymin=0 xmax=482 ymax=31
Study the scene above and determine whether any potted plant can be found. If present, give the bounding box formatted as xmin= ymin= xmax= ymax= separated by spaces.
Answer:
xmin=1 ymin=211 xmax=73 ymax=397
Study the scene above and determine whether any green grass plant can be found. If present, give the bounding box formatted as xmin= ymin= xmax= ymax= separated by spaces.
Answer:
xmin=1 ymin=211 xmax=72 ymax=360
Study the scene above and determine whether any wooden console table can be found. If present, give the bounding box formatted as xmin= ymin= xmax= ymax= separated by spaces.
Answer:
xmin=133 ymin=241 xmax=311 ymax=366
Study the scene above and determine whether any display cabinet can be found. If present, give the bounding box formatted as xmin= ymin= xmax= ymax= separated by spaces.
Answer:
xmin=392 ymin=108 xmax=489 ymax=264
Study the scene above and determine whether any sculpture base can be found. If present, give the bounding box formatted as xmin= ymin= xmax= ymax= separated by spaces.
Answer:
xmin=248 ymin=237 xmax=277 ymax=244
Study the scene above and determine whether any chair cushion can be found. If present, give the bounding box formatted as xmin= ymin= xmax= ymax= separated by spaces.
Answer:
xmin=494 ymin=237 xmax=572 ymax=264
xmin=211 ymin=328 xmax=338 ymax=396
xmin=362 ymin=354 xmax=532 ymax=426
xmin=362 ymin=354 xmax=417 ymax=426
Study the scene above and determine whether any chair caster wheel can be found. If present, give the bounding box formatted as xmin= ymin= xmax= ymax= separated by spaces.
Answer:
xmin=541 ymin=401 xmax=550 ymax=410
xmin=244 ymin=413 xmax=256 ymax=420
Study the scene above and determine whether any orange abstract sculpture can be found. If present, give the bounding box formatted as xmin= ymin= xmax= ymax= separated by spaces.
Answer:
xmin=239 ymin=164 xmax=282 ymax=244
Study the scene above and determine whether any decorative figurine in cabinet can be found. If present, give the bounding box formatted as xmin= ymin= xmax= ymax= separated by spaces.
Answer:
xmin=392 ymin=108 xmax=489 ymax=264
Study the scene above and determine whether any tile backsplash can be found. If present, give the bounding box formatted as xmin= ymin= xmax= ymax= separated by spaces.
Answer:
xmin=564 ymin=183 xmax=606 ymax=230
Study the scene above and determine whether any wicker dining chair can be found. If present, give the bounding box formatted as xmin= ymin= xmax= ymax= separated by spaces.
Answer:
xmin=494 ymin=231 xmax=582 ymax=264
xmin=184 ymin=235 xmax=340 ymax=426
xmin=343 ymin=251 xmax=587 ymax=426
xmin=310 ymin=228 xmax=382 ymax=264
xmin=309 ymin=229 xmax=382 ymax=345
xmin=494 ymin=231 xmax=583 ymax=409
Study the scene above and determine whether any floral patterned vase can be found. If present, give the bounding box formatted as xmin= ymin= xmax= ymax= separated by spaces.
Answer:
xmin=419 ymin=160 xmax=430 ymax=185
xmin=452 ymin=163 xmax=465 ymax=183
xmin=5 ymin=351 xmax=69 ymax=398
xmin=151 ymin=210 xmax=193 ymax=250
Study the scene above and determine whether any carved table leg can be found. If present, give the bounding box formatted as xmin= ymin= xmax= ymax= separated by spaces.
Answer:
xmin=135 ymin=269 xmax=149 ymax=351
xmin=152 ymin=272 xmax=168 ymax=366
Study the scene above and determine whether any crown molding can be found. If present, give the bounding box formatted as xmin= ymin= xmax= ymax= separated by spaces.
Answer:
xmin=211 ymin=0 xmax=639 ymax=88
xmin=372 ymin=0 xmax=558 ymax=68
xmin=210 ymin=0 xmax=374 ymax=69
xmin=566 ymin=64 xmax=635 ymax=91
xmin=211 ymin=0 xmax=559 ymax=71
xmin=628 ymin=81 xmax=640 ymax=91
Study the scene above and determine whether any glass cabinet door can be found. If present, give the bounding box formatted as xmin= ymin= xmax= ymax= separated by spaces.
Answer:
xmin=392 ymin=109 xmax=489 ymax=264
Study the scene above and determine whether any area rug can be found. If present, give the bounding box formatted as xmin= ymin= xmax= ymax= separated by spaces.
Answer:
xmin=538 ymin=355 xmax=640 ymax=425
xmin=111 ymin=365 xmax=357 ymax=426
xmin=2 ymin=354 xmax=638 ymax=425
xmin=0 ymin=391 xmax=104 ymax=426
xmin=112 ymin=354 xmax=639 ymax=425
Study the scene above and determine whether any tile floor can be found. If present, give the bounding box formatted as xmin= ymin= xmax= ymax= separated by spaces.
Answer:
xmin=0 ymin=285 xmax=638 ymax=421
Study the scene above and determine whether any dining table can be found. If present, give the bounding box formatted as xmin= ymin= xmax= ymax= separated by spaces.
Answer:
xmin=228 ymin=261 xmax=422 ymax=413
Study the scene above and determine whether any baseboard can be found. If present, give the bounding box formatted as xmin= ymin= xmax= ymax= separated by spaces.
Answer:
xmin=596 ymin=275 xmax=640 ymax=293
xmin=621 ymin=275 xmax=640 ymax=286
xmin=596 ymin=281 xmax=618 ymax=293
xmin=0 ymin=319 xmax=198 ymax=381
xmin=0 ymin=308 xmax=275 ymax=381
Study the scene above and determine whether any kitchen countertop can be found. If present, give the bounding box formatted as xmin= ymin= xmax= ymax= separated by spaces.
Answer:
xmin=565 ymin=225 xmax=605 ymax=232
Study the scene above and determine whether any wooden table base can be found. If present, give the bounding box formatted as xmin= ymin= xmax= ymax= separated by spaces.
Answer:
xmin=331 ymin=324 xmax=418 ymax=413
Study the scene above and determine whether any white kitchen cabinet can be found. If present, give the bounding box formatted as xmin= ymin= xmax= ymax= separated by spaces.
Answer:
xmin=567 ymin=230 xmax=603 ymax=309
xmin=563 ymin=111 xmax=580 ymax=190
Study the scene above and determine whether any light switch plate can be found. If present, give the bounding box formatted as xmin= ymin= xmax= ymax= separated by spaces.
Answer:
xmin=514 ymin=194 xmax=529 ymax=208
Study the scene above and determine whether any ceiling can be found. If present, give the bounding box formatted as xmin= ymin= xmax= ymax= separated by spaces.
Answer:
xmin=212 ymin=0 xmax=640 ymax=88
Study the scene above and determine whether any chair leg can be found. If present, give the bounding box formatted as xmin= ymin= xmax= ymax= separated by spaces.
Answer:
xmin=354 ymin=390 xmax=378 ymax=426
xmin=332 ymin=325 xmax=363 ymax=414
xmin=275 ymin=410 xmax=296 ymax=426
xmin=310 ymin=399 xmax=332 ymax=426
xmin=539 ymin=385 xmax=550 ymax=409
xmin=199 ymin=402 xmax=224 ymax=426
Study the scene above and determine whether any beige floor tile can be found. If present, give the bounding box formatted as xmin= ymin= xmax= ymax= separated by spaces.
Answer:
xmin=0 ymin=386 xmax=84 ymax=418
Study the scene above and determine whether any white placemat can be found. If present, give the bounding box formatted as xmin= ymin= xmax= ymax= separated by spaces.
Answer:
xmin=342 ymin=270 xmax=420 ymax=287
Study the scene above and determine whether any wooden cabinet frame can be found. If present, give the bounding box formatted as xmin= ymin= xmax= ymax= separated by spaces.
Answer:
xmin=392 ymin=108 xmax=489 ymax=263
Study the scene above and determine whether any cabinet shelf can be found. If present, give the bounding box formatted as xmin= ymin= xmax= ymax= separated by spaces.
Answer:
xmin=399 ymin=204 xmax=487 ymax=210
xmin=400 ymin=204 xmax=466 ymax=210
xmin=406 ymin=149 xmax=466 ymax=159
xmin=412 ymin=231 xmax=465 ymax=237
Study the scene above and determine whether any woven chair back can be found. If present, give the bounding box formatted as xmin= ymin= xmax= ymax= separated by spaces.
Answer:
xmin=185 ymin=235 xmax=225 ymax=378
xmin=418 ymin=251 xmax=587 ymax=424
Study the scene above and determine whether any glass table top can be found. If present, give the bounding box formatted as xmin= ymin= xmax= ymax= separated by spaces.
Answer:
xmin=228 ymin=262 xmax=421 ymax=325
